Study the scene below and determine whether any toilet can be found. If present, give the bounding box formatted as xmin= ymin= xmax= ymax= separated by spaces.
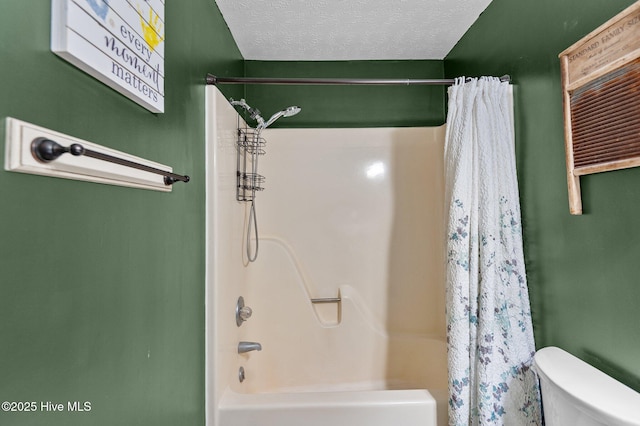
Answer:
xmin=534 ymin=346 xmax=640 ymax=426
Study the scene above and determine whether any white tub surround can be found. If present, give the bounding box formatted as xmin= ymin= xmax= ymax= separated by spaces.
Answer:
xmin=206 ymin=86 xmax=447 ymax=425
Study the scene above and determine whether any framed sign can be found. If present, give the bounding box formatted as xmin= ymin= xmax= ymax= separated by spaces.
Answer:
xmin=52 ymin=0 xmax=165 ymax=113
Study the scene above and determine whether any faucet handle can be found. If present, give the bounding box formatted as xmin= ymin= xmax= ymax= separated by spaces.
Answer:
xmin=236 ymin=296 xmax=253 ymax=326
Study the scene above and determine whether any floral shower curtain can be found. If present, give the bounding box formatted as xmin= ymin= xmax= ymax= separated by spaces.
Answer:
xmin=444 ymin=77 xmax=542 ymax=425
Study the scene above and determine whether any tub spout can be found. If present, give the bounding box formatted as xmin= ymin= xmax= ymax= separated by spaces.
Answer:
xmin=238 ymin=341 xmax=262 ymax=354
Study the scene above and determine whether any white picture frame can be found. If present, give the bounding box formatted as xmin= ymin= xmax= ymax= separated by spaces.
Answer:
xmin=51 ymin=0 xmax=165 ymax=113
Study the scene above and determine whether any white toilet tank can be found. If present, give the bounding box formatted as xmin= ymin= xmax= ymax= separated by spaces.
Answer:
xmin=534 ymin=346 xmax=640 ymax=426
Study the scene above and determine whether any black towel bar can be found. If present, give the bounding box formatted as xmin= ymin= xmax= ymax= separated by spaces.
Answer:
xmin=31 ymin=137 xmax=190 ymax=185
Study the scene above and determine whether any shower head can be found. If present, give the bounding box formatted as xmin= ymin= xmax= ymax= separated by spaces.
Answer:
xmin=230 ymin=98 xmax=301 ymax=131
xmin=282 ymin=106 xmax=302 ymax=117
xmin=259 ymin=105 xmax=301 ymax=130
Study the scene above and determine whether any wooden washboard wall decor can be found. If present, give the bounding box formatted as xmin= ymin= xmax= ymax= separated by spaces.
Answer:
xmin=560 ymin=1 xmax=640 ymax=215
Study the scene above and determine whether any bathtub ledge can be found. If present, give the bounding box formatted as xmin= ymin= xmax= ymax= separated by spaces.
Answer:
xmin=219 ymin=388 xmax=439 ymax=426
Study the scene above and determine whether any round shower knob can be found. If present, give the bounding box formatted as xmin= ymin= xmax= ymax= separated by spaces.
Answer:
xmin=239 ymin=306 xmax=252 ymax=321
xmin=235 ymin=296 xmax=253 ymax=326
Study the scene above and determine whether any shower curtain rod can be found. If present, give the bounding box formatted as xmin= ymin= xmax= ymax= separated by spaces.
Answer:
xmin=206 ymin=74 xmax=510 ymax=86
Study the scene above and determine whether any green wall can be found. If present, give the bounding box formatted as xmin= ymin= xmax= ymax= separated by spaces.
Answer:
xmin=244 ymin=60 xmax=446 ymax=127
xmin=0 ymin=1 xmax=242 ymax=425
xmin=445 ymin=0 xmax=640 ymax=390
xmin=5 ymin=1 xmax=640 ymax=425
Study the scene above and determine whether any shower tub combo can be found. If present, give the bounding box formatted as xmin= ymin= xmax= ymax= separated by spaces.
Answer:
xmin=206 ymin=87 xmax=448 ymax=426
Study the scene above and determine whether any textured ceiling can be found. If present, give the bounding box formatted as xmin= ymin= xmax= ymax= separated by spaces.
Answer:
xmin=214 ymin=0 xmax=493 ymax=61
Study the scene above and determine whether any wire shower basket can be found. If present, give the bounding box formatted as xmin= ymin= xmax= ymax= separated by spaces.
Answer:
xmin=236 ymin=128 xmax=266 ymax=202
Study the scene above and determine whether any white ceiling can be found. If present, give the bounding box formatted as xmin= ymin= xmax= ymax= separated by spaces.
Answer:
xmin=214 ymin=0 xmax=493 ymax=61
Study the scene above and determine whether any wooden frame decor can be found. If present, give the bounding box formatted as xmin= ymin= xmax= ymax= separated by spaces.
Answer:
xmin=52 ymin=0 xmax=165 ymax=113
xmin=559 ymin=1 xmax=640 ymax=215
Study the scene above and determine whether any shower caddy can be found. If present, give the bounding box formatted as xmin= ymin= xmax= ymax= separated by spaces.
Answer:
xmin=236 ymin=125 xmax=266 ymax=202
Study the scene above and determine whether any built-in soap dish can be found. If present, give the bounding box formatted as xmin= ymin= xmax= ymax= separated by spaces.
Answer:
xmin=310 ymin=290 xmax=342 ymax=326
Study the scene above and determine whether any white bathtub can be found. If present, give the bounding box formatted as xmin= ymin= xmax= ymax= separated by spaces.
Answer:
xmin=219 ymin=385 xmax=447 ymax=426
